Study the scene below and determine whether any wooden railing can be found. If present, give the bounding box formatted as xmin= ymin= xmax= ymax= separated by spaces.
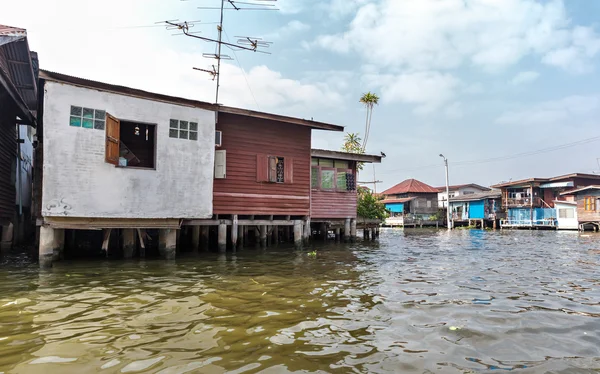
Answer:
xmin=503 ymin=197 xmax=543 ymax=208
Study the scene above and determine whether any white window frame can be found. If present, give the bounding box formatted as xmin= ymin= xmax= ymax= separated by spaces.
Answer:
xmin=169 ymin=119 xmax=198 ymax=141
xmin=70 ymin=105 xmax=106 ymax=130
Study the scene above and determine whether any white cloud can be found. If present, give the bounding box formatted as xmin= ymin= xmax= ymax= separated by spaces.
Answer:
xmin=496 ymin=95 xmax=600 ymax=126
xmin=365 ymin=71 xmax=461 ymax=115
xmin=313 ymin=0 xmax=600 ymax=74
xmin=510 ymin=71 xmax=540 ymax=85
xmin=269 ymin=20 xmax=311 ymax=40
xmin=2 ymin=0 xmax=342 ymax=118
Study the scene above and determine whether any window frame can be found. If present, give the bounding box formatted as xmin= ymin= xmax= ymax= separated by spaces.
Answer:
xmin=105 ymin=115 xmax=158 ymax=170
xmin=311 ymin=158 xmax=356 ymax=193
xmin=584 ymin=196 xmax=597 ymax=212
xmin=169 ymin=119 xmax=198 ymax=141
xmin=70 ymin=105 xmax=106 ymax=130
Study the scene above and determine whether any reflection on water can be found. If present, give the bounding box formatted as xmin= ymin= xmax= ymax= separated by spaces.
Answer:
xmin=0 ymin=230 xmax=599 ymax=373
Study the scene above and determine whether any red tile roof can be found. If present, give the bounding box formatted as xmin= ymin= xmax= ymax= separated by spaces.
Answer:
xmin=381 ymin=179 xmax=439 ymax=195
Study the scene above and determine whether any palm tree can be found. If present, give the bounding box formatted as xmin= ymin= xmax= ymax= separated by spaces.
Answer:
xmin=359 ymin=92 xmax=379 ymax=152
xmin=341 ymin=132 xmax=364 ymax=171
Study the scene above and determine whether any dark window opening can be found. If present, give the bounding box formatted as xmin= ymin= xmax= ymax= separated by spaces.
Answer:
xmin=119 ymin=121 xmax=156 ymax=169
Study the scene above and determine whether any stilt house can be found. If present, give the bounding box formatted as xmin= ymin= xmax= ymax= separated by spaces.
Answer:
xmin=0 ymin=25 xmax=38 ymax=250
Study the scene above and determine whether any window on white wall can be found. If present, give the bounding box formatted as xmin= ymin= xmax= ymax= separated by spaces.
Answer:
xmin=169 ymin=119 xmax=198 ymax=141
xmin=558 ymin=208 xmax=575 ymax=219
xmin=70 ymin=106 xmax=105 ymax=130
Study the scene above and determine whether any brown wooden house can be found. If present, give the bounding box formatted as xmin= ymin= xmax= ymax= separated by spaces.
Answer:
xmin=309 ymin=149 xmax=382 ymax=238
xmin=0 ymin=25 xmax=37 ymax=250
xmin=561 ymin=185 xmax=600 ymax=231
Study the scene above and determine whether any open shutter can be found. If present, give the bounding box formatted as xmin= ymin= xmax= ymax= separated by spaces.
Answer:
xmin=256 ymin=154 xmax=268 ymax=182
xmin=268 ymin=156 xmax=277 ymax=183
xmin=284 ymin=158 xmax=293 ymax=184
xmin=214 ymin=150 xmax=226 ymax=179
xmin=105 ymin=114 xmax=120 ymax=165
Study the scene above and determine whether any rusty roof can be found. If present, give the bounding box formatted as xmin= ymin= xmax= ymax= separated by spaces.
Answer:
xmin=560 ymin=185 xmax=600 ymax=195
xmin=40 ymin=70 xmax=344 ymax=132
xmin=434 ymin=183 xmax=491 ymax=192
xmin=0 ymin=24 xmax=37 ymax=124
xmin=311 ymin=149 xmax=382 ymax=163
xmin=381 ymin=179 xmax=439 ymax=195
xmin=382 ymin=197 xmax=416 ymax=204
xmin=491 ymin=173 xmax=600 ymax=188
xmin=449 ymin=191 xmax=501 ymax=202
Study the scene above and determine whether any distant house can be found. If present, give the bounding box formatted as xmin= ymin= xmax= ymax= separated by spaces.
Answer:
xmin=560 ymin=186 xmax=600 ymax=231
xmin=554 ymin=200 xmax=579 ymax=230
xmin=491 ymin=173 xmax=600 ymax=229
xmin=0 ymin=25 xmax=38 ymax=250
xmin=436 ymin=184 xmax=491 ymax=208
xmin=449 ymin=191 xmax=503 ymax=228
xmin=381 ymin=179 xmax=440 ymax=227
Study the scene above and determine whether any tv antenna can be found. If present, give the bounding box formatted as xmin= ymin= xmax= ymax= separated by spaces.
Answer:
xmin=162 ymin=0 xmax=277 ymax=105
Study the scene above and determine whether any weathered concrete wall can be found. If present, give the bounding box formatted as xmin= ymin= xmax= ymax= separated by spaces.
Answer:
xmin=41 ymin=81 xmax=215 ymax=219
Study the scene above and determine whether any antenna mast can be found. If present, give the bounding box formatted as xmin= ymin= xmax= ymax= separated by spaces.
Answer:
xmin=163 ymin=0 xmax=277 ymax=105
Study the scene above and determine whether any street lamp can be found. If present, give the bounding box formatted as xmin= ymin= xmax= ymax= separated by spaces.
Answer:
xmin=439 ymin=154 xmax=451 ymax=230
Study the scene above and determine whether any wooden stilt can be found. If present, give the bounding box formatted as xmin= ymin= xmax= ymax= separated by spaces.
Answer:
xmin=364 ymin=229 xmax=370 ymax=240
xmin=260 ymin=225 xmax=267 ymax=248
xmin=371 ymin=228 xmax=376 ymax=240
xmin=218 ymin=223 xmax=227 ymax=253
xmin=137 ymin=229 xmax=146 ymax=257
xmin=335 ymin=228 xmax=341 ymax=241
xmin=273 ymin=225 xmax=279 ymax=245
xmin=237 ymin=224 xmax=244 ymax=250
xmin=321 ymin=223 xmax=327 ymax=240
xmin=200 ymin=226 xmax=209 ymax=251
xmin=192 ymin=226 xmax=201 ymax=251
xmin=123 ymin=229 xmax=136 ymax=259
xmin=102 ymin=229 xmax=112 ymax=256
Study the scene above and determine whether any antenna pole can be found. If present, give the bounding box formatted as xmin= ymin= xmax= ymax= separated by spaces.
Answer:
xmin=215 ymin=0 xmax=225 ymax=104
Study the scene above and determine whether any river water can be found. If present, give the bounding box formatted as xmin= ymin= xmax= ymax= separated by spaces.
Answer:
xmin=0 ymin=229 xmax=599 ymax=373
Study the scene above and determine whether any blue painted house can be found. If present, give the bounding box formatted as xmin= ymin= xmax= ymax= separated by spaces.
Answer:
xmin=449 ymin=191 xmax=503 ymax=228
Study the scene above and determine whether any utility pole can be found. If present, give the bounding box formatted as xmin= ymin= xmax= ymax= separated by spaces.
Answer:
xmin=440 ymin=154 xmax=451 ymax=230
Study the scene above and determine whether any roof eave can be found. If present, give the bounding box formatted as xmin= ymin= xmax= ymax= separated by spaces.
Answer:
xmin=219 ymin=106 xmax=344 ymax=132
xmin=311 ymin=149 xmax=382 ymax=163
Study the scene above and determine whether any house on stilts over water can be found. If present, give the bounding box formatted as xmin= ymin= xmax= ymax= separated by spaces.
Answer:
xmin=34 ymin=71 xmax=383 ymax=267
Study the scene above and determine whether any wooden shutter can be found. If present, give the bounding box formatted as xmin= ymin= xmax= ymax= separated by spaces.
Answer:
xmin=105 ymin=113 xmax=120 ymax=165
xmin=214 ymin=150 xmax=226 ymax=179
xmin=284 ymin=158 xmax=293 ymax=184
xmin=268 ymin=156 xmax=277 ymax=183
xmin=256 ymin=154 xmax=268 ymax=182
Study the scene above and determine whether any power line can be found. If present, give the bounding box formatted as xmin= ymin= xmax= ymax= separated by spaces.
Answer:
xmin=382 ymin=134 xmax=600 ymax=174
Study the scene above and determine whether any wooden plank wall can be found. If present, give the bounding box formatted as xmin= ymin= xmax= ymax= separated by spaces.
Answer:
xmin=311 ymin=190 xmax=357 ymax=219
xmin=213 ymin=113 xmax=311 ymax=216
xmin=576 ymin=191 xmax=600 ymax=222
xmin=0 ymin=96 xmax=16 ymax=224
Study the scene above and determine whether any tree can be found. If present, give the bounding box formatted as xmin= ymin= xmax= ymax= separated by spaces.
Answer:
xmin=359 ymin=92 xmax=380 ymax=152
xmin=341 ymin=132 xmax=364 ymax=171
xmin=357 ymin=187 xmax=388 ymax=220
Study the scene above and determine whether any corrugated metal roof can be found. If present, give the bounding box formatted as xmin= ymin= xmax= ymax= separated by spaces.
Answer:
xmin=381 ymin=179 xmax=439 ymax=195
xmin=311 ymin=149 xmax=382 ymax=163
xmin=434 ymin=183 xmax=491 ymax=192
xmin=560 ymin=185 xmax=600 ymax=195
xmin=449 ymin=191 xmax=501 ymax=203
xmin=382 ymin=197 xmax=416 ymax=204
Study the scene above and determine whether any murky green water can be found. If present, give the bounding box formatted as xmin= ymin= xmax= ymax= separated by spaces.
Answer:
xmin=0 ymin=230 xmax=599 ymax=373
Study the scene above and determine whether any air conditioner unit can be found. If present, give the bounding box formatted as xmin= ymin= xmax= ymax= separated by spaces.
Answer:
xmin=215 ymin=130 xmax=222 ymax=147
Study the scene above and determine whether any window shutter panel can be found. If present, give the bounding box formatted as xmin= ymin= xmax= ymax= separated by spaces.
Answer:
xmin=214 ymin=150 xmax=226 ymax=179
xmin=284 ymin=158 xmax=293 ymax=184
xmin=105 ymin=113 xmax=120 ymax=165
xmin=256 ymin=154 xmax=268 ymax=182
xmin=268 ymin=156 xmax=277 ymax=183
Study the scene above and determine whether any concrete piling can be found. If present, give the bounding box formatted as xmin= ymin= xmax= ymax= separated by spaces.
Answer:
xmin=344 ymin=218 xmax=351 ymax=242
xmin=260 ymin=225 xmax=267 ymax=248
xmin=39 ymin=226 xmax=55 ymax=268
xmin=218 ymin=223 xmax=227 ymax=253
xmin=303 ymin=218 xmax=310 ymax=245
xmin=232 ymin=216 xmax=239 ymax=249
xmin=0 ymin=223 xmax=13 ymax=253
xmin=201 ymin=226 xmax=209 ymax=251
xmin=237 ymin=225 xmax=244 ymax=250
xmin=159 ymin=229 xmax=177 ymax=260
xmin=293 ymin=220 xmax=303 ymax=249
xmin=350 ymin=219 xmax=357 ymax=242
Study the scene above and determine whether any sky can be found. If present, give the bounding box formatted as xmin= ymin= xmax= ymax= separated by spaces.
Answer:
xmin=4 ymin=0 xmax=600 ymax=190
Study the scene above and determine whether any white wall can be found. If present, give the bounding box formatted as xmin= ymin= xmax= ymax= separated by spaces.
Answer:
xmin=438 ymin=187 xmax=488 ymax=208
xmin=555 ymin=202 xmax=578 ymax=230
xmin=42 ymin=82 xmax=215 ymax=219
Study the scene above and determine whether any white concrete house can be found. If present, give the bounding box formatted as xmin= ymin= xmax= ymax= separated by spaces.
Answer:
xmin=437 ymin=184 xmax=492 ymax=208
xmin=555 ymin=200 xmax=578 ymax=230
xmin=37 ymin=71 xmax=217 ymax=266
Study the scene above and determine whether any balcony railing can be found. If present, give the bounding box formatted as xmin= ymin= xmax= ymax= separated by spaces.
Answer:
xmin=503 ymin=197 xmax=543 ymax=208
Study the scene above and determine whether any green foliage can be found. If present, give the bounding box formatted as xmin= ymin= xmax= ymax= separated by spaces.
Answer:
xmin=307 ymin=250 xmax=317 ymax=258
xmin=359 ymin=92 xmax=380 ymax=151
xmin=341 ymin=132 xmax=365 ymax=171
xmin=357 ymin=187 xmax=388 ymax=220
